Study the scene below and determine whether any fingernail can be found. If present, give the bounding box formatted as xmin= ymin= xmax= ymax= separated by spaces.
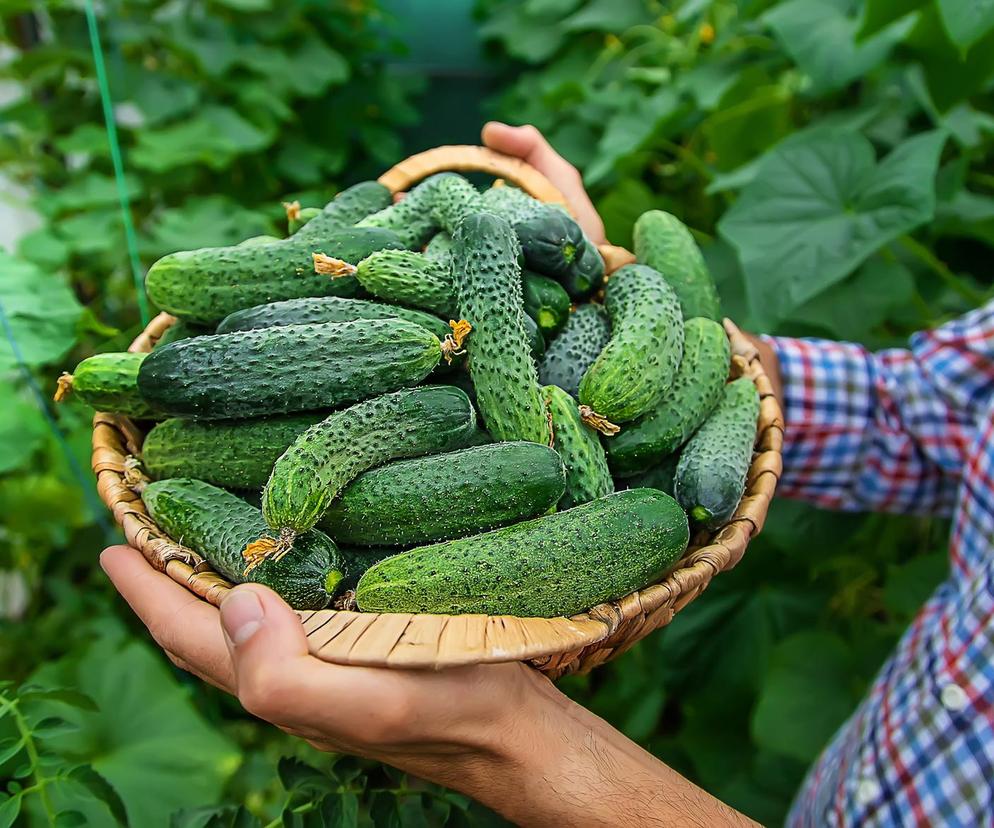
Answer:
xmin=220 ymin=589 xmax=264 ymax=645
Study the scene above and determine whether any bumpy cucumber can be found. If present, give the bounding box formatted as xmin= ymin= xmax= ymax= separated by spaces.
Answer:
xmin=538 ymin=303 xmax=612 ymax=398
xmin=479 ymin=184 xmax=546 ymax=223
xmin=145 ymin=226 xmax=403 ymax=324
xmin=633 ymin=210 xmax=720 ymax=320
xmin=579 ymin=264 xmax=684 ymax=424
xmin=347 ymin=250 xmax=456 ymax=317
xmin=156 ymin=320 xmax=211 ymax=347
xmin=262 ymin=385 xmax=477 ymax=538
xmin=606 ymin=318 xmax=730 ymax=476
xmin=142 ymin=478 xmax=343 ymax=609
xmin=320 ymin=442 xmax=566 ymax=546
xmin=357 ymin=174 xmax=461 ymax=249
xmin=674 ymin=377 xmax=759 ymax=529
xmin=137 ymin=318 xmax=441 ymax=420
xmin=623 ymin=453 xmax=679 ymax=496
xmin=293 ymin=181 xmax=393 ymax=241
xmin=216 ymin=296 xmax=451 ymax=341
xmin=522 ymin=271 xmax=571 ymax=337
xmin=142 ymin=414 xmax=323 ymax=490
xmin=424 ymin=231 xmax=453 ymax=263
xmin=339 ymin=547 xmax=396 ymax=592
xmin=544 ymin=385 xmax=614 ymax=510
xmin=454 ymin=212 xmax=551 ymax=445
xmin=356 ymin=489 xmax=689 ymax=617
xmin=428 ymin=174 xmax=481 ymax=235
xmin=237 ymin=234 xmax=283 ymax=247
xmin=514 ymin=208 xmax=585 ymax=279
xmin=55 ymin=352 xmax=156 ymax=419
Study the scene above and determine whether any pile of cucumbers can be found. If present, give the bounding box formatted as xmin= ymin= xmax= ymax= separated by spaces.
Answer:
xmin=60 ymin=174 xmax=759 ymax=617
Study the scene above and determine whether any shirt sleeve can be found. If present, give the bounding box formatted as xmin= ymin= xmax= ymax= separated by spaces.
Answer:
xmin=763 ymin=302 xmax=994 ymax=515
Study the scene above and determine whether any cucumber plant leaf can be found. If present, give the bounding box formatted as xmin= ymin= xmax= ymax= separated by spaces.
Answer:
xmin=937 ymin=0 xmax=994 ymax=53
xmin=719 ymin=129 xmax=947 ymax=327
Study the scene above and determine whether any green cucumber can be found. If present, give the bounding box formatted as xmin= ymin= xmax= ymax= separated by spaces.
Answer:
xmin=216 ymin=296 xmax=451 ymax=341
xmin=633 ymin=210 xmax=720 ymax=320
xmin=287 ymin=206 xmax=320 ymax=235
xmin=479 ymin=184 xmax=546 ymax=223
xmin=339 ymin=547 xmax=396 ymax=592
xmin=356 ymin=488 xmax=689 ymax=617
xmin=156 ymin=320 xmax=211 ymax=347
xmin=145 ymin=226 xmax=404 ymax=325
xmin=514 ymin=208 xmax=586 ymax=279
xmin=293 ymin=181 xmax=393 ymax=241
xmin=544 ymin=385 xmax=614 ymax=510
xmin=142 ymin=478 xmax=343 ymax=610
xmin=606 ymin=318 xmax=730 ymax=476
xmin=237 ymin=234 xmax=283 ymax=247
xmin=579 ymin=264 xmax=684 ymax=424
xmin=522 ymin=271 xmax=571 ymax=337
xmin=454 ymin=212 xmax=551 ymax=445
xmin=674 ymin=377 xmax=759 ymax=530
xmin=55 ymin=352 xmax=156 ymax=419
xmin=564 ymin=241 xmax=605 ymax=300
xmin=346 ymin=249 xmax=456 ymax=317
xmin=622 ymin=453 xmax=679 ymax=496
xmin=320 ymin=442 xmax=566 ymax=546
xmin=524 ymin=313 xmax=546 ymax=361
xmin=262 ymin=385 xmax=477 ymax=539
xmin=428 ymin=174 xmax=481 ymax=235
xmin=538 ymin=303 xmax=612 ymax=398
xmin=142 ymin=414 xmax=324 ymax=490
xmin=357 ymin=174 xmax=459 ymax=249
xmin=424 ymin=231 xmax=453 ymax=263
xmin=137 ymin=318 xmax=441 ymax=420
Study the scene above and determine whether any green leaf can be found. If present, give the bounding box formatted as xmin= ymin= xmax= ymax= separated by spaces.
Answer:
xmin=858 ymin=0 xmax=927 ymax=39
xmin=595 ymin=178 xmax=657 ymax=250
xmin=586 ymin=88 xmax=681 ymax=183
xmin=141 ymin=196 xmax=275 ymax=259
xmin=0 ymin=250 xmax=83 ymax=372
xmin=0 ymin=793 xmax=22 ymax=828
xmin=17 ymin=228 xmax=70 ymax=270
xmin=562 ymin=0 xmax=650 ymax=32
xmin=55 ymin=209 xmax=125 ymax=257
xmin=320 ymin=791 xmax=359 ymax=828
xmin=277 ymin=758 xmax=336 ymax=797
xmin=478 ymin=6 xmax=568 ymax=63
xmin=0 ymin=739 xmax=24 ymax=767
xmin=213 ymin=0 xmax=271 ymax=10
xmin=0 ymin=381 xmax=47 ymax=474
xmin=883 ymin=553 xmax=949 ymax=617
xmin=53 ymin=124 xmax=111 ymax=157
xmin=719 ymin=129 xmax=947 ymax=326
xmin=46 ymin=173 xmax=142 ymax=215
xmin=937 ymin=0 xmax=994 ymax=52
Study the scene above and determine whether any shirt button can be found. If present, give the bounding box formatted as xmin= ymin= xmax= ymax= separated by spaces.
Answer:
xmin=856 ymin=778 xmax=881 ymax=806
xmin=941 ymin=682 xmax=969 ymax=712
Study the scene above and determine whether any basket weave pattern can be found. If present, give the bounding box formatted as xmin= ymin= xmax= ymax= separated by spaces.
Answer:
xmin=91 ymin=147 xmax=784 ymax=679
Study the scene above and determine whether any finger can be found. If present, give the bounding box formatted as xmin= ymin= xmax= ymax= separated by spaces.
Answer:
xmin=100 ymin=545 xmax=236 ymax=691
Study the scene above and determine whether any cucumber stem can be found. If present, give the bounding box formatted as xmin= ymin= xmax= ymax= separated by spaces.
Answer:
xmin=53 ymin=372 xmax=74 ymax=402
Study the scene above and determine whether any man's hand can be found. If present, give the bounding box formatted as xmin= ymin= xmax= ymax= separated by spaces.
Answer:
xmin=482 ymin=122 xmax=607 ymax=246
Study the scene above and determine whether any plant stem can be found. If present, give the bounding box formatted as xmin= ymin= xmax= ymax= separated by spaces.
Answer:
xmin=897 ymin=234 xmax=985 ymax=305
xmin=0 ymin=696 xmax=57 ymax=826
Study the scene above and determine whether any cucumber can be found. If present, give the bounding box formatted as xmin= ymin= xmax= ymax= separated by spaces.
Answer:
xmin=633 ymin=210 xmax=721 ymax=320
xmin=145 ymin=227 xmax=404 ymax=325
xmin=357 ymin=174 xmax=458 ymax=249
xmin=564 ymin=241 xmax=605 ymax=300
xmin=237 ymin=234 xmax=283 ymax=247
xmin=142 ymin=414 xmax=324 ymax=490
xmin=293 ymin=181 xmax=393 ymax=241
xmin=579 ymin=264 xmax=684 ymax=424
xmin=674 ymin=377 xmax=759 ymax=530
xmin=454 ymin=212 xmax=551 ymax=445
xmin=55 ymin=352 xmax=156 ymax=419
xmin=355 ymin=488 xmax=689 ymax=617
xmin=142 ymin=478 xmax=343 ymax=610
xmin=262 ymin=385 xmax=477 ymax=540
xmin=343 ymin=249 xmax=456 ymax=317
xmin=522 ymin=271 xmax=571 ymax=337
xmin=428 ymin=174 xmax=481 ymax=235
xmin=538 ymin=303 xmax=611 ymax=398
xmin=137 ymin=318 xmax=441 ymax=420
xmin=216 ymin=296 xmax=451 ymax=341
xmin=319 ymin=442 xmax=566 ymax=546
xmin=544 ymin=385 xmax=614 ymax=510
xmin=523 ymin=313 xmax=546 ymax=361
xmin=606 ymin=318 xmax=730 ymax=476
xmin=286 ymin=206 xmax=320 ymax=235
xmin=514 ymin=208 xmax=586 ymax=279
xmin=155 ymin=320 xmax=211 ymax=347
xmin=622 ymin=453 xmax=679 ymax=497
xmin=424 ymin=231 xmax=453 ymax=263
xmin=339 ymin=547 xmax=396 ymax=592
xmin=480 ymin=184 xmax=546 ymax=223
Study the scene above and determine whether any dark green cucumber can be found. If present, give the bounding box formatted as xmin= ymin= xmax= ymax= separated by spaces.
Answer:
xmin=524 ymin=313 xmax=546 ymax=361
xmin=262 ymin=385 xmax=477 ymax=537
xmin=142 ymin=414 xmax=324 ymax=490
xmin=216 ymin=296 xmax=451 ymax=341
xmin=142 ymin=478 xmax=342 ymax=609
xmin=514 ymin=208 xmax=586 ymax=279
xmin=320 ymin=442 xmax=566 ymax=546
xmin=156 ymin=320 xmax=211 ymax=347
xmin=633 ymin=210 xmax=720 ymax=320
xmin=145 ymin=226 xmax=403 ymax=324
xmin=579 ymin=264 xmax=684 ymax=424
xmin=339 ymin=547 xmax=396 ymax=592
xmin=348 ymin=249 xmax=456 ymax=317
xmin=674 ymin=377 xmax=759 ymax=530
xmin=293 ymin=181 xmax=392 ymax=241
xmin=623 ymin=453 xmax=679 ymax=496
xmin=287 ymin=206 xmax=320 ymax=235
xmin=538 ymin=303 xmax=612 ymax=398
xmin=356 ymin=488 xmax=689 ymax=617
xmin=522 ymin=271 xmax=571 ymax=337
xmin=606 ymin=318 xmax=730 ymax=476
xmin=544 ymin=385 xmax=614 ymax=510
xmin=564 ymin=241 xmax=605 ymax=300
xmin=479 ymin=184 xmax=546 ymax=223
xmin=137 ymin=318 xmax=441 ymax=420
xmin=55 ymin=352 xmax=156 ymax=419
xmin=454 ymin=212 xmax=551 ymax=445
xmin=357 ymin=174 xmax=459 ymax=249
xmin=428 ymin=174 xmax=481 ymax=235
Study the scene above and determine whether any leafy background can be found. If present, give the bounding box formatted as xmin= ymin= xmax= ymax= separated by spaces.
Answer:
xmin=1 ymin=0 xmax=991 ymax=824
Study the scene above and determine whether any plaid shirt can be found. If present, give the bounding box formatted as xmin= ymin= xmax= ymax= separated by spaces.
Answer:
xmin=770 ymin=303 xmax=994 ymax=827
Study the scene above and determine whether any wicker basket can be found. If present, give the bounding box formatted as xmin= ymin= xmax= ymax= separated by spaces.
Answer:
xmin=92 ymin=146 xmax=784 ymax=680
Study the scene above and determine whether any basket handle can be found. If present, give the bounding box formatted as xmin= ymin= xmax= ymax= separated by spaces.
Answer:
xmin=378 ymin=145 xmax=636 ymax=274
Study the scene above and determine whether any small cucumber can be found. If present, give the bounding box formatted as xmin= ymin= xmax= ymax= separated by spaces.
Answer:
xmin=343 ymin=249 xmax=456 ymax=317
xmin=293 ymin=181 xmax=393 ymax=241
xmin=320 ymin=442 xmax=566 ymax=546
xmin=606 ymin=318 xmax=730 ymax=476
xmin=142 ymin=478 xmax=343 ymax=609
xmin=633 ymin=210 xmax=720 ymax=320
xmin=514 ymin=208 xmax=586 ymax=279
xmin=137 ymin=318 xmax=441 ymax=420
xmin=480 ymin=184 xmax=546 ymax=224
xmin=454 ymin=212 xmax=551 ymax=445
xmin=544 ymin=385 xmax=614 ymax=509
xmin=428 ymin=174 xmax=482 ymax=235
xmin=262 ymin=385 xmax=477 ymax=540
xmin=538 ymin=303 xmax=612 ymax=398
xmin=357 ymin=174 xmax=459 ymax=249
xmin=522 ymin=271 xmax=571 ymax=337
xmin=579 ymin=264 xmax=684 ymax=424
xmin=142 ymin=414 xmax=324 ymax=490
xmin=674 ymin=377 xmax=759 ymax=530
xmin=355 ymin=489 xmax=689 ymax=618
xmin=55 ymin=352 xmax=156 ymax=419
